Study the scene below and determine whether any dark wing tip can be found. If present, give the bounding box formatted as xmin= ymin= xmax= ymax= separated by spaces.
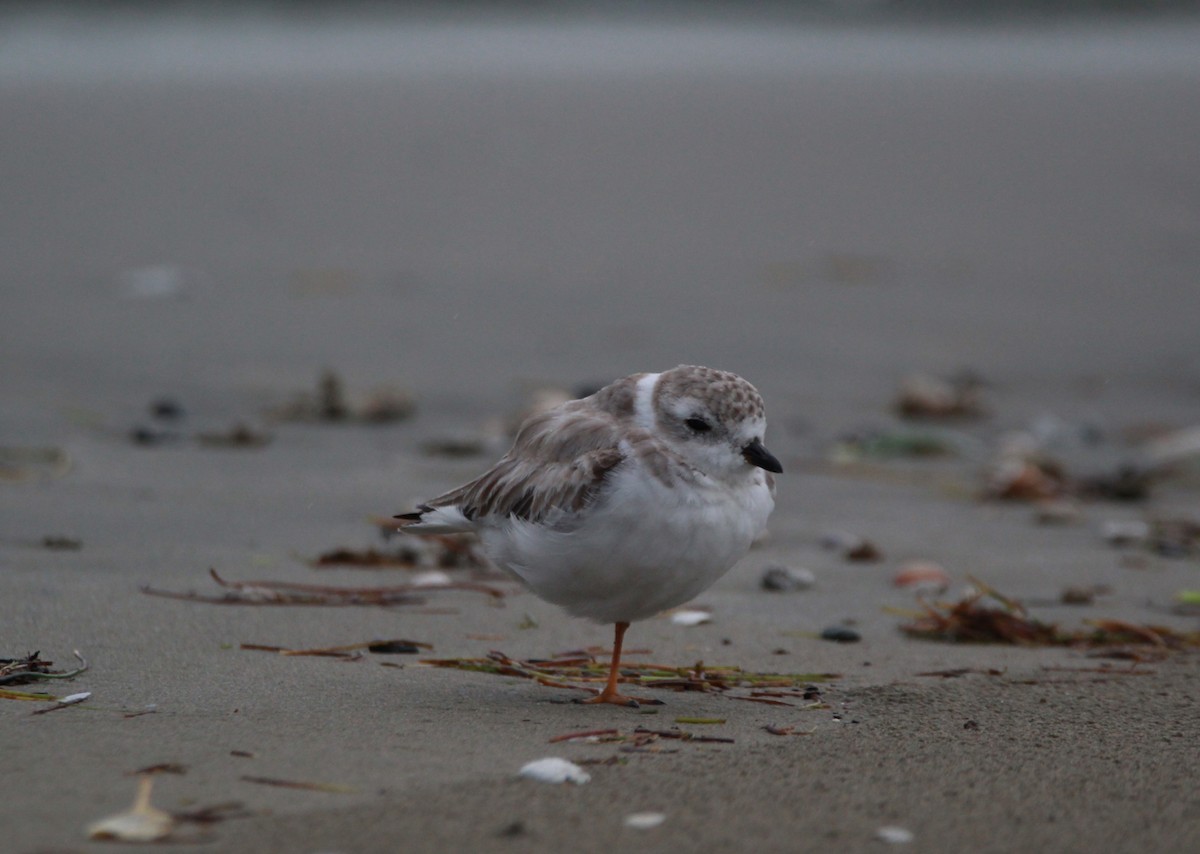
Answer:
xmin=394 ymin=503 xmax=433 ymax=521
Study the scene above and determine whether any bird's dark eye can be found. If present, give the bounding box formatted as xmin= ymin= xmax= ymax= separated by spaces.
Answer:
xmin=685 ymin=417 xmax=712 ymax=433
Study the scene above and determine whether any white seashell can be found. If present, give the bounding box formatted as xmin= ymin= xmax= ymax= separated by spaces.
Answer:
xmin=624 ymin=812 xmax=667 ymax=830
xmin=87 ymin=777 xmax=176 ymax=842
xmin=670 ymin=609 xmax=712 ymax=627
xmin=876 ymin=825 xmax=914 ymax=844
xmin=411 ymin=570 xmax=454 ymax=587
xmin=518 ymin=758 xmax=591 ymax=785
xmin=57 ymin=692 xmax=92 ymax=706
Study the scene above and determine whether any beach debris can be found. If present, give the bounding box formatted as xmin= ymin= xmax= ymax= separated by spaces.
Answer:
xmin=41 ymin=534 xmax=83 ymax=550
xmin=518 ymin=758 xmax=591 ymax=785
xmin=31 ymin=691 xmax=91 ymax=715
xmin=149 ymin=397 xmax=185 ymax=421
xmin=820 ymin=626 xmax=861 ymax=643
xmin=761 ymin=565 xmax=816 ymax=592
xmin=894 ymin=372 xmax=983 ymax=420
xmin=422 ymin=649 xmax=838 ymax=702
xmin=1060 ymin=585 xmax=1106 ymax=606
xmin=670 ymin=609 xmax=712 ymax=627
xmin=892 ymin=561 xmax=951 ymax=593
xmin=312 ymin=546 xmax=425 ymax=568
xmin=876 ymin=825 xmax=915 ymax=844
xmin=901 ymin=577 xmax=1200 ymax=653
xmin=1078 ymin=465 xmax=1153 ymax=502
xmin=268 ymin=369 xmax=415 ymax=425
xmin=0 ymin=650 xmax=88 ymax=685
xmin=240 ymin=775 xmax=356 ymax=793
xmin=1101 ymin=517 xmax=1200 ymax=558
xmin=985 ymin=455 xmax=1067 ymax=502
xmin=129 ymin=424 xmax=180 ymax=446
xmin=195 ymin=422 xmax=272 ymax=449
xmin=239 ymin=638 xmax=430 ymax=658
xmin=0 ymin=688 xmax=58 ymax=701
xmin=0 ymin=445 xmax=72 ymax=481
xmin=87 ymin=776 xmax=176 ymax=842
xmin=844 ymin=539 xmax=883 ymax=562
xmin=1146 ymin=517 xmax=1200 ymax=558
xmin=130 ymin=763 xmax=187 ymax=776
xmin=366 ymin=525 xmax=498 ymax=571
xmin=624 ymin=812 xmax=667 ymax=830
xmin=141 ymin=568 xmax=507 ymax=607
xmin=548 ymin=726 xmax=735 ymax=748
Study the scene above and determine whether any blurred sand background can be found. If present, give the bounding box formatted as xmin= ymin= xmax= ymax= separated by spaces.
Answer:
xmin=2 ymin=4 xmax=1199 ymax=852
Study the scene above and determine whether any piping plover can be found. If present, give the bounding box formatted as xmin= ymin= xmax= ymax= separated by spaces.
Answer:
xmin=397 ymin=365 xmax=781 ymax=706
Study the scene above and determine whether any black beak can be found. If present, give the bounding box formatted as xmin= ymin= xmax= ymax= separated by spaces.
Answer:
xmin=742 ymin=438 xmax=783 ymax=473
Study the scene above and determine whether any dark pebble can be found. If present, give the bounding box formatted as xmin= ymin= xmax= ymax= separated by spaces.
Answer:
xmin=820 ymin=626 xmax=861 ymax=643
xmin=149 ymin=398 xmax=185 ymax=420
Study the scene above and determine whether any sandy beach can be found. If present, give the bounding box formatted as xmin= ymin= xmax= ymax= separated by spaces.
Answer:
xmin=2 ymin=7 xmax=1199 ymax=852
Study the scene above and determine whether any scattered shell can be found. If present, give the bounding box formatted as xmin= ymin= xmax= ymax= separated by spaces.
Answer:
xmin=624 ymin=812 xmax=666 ymax=830
xmin=820 ymin=626 xmax=861 ymax=643
xmin=1101 ymin=520 xmax=1150 ymax=547
xmin=87 ymin=776 xmax=176 ymax=842
xmin=760 ymin=565 xmax=816 ymax=592
xmin=893 ymin=561 xmax=950 ymax=593
xmin=670 ymin=609 xmax=712 ymax=627
xmin=518 ymin=758 xmax=591 ymax=785
xmin=411 ymin=570 xmax=454 ymax=587
xmin=894 ymin=372 xmax=982 ymax=420
xmin=876 ymin=825 xmax=915 ymax=844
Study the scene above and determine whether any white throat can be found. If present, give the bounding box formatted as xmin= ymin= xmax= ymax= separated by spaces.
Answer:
xmin=632 ymin=372 xmax=661 ymax=432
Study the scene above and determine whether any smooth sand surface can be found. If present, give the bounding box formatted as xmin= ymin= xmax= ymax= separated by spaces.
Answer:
xmin=3 ymin=10 xmax=1199 ymax=853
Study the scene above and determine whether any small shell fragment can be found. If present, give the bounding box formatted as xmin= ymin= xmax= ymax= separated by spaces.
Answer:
xmin=876 ymin=825 xmax=915 ymax=844
xmin=518 ymin=758 xmax=591 ymax=785
xmin=624 ymin=812 xmax=666 ymax=830
xmin=87 ymin=776 xmax=176 ymax=842
xmin=670 ymin=609 xmax=712 ymax=627
xmin=892 ymin=561 xmax=950 ymax=593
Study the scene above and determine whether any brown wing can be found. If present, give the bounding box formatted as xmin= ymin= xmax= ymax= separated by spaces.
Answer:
xmin=417 ymin=405 xmax=629 ymax=525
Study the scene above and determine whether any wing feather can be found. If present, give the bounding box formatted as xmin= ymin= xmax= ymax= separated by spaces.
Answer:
xmin=408 ymin=404 xmax=629 ymax=527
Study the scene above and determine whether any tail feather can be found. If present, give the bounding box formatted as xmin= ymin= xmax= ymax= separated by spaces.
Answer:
xmin=394 ymin=504 xmax=474 ymax=534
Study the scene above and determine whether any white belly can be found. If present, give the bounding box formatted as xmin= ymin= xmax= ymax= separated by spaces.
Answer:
xmin=479 ymin=469 xmax=774 ymax=624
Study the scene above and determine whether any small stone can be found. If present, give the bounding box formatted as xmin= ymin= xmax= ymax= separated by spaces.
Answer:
xmin=760 ymin=565 xmax=816 ymax=592
xmin=844 ymin=540 xmax=882 ymax=562
xmin=820 ymin=626 xmax=861 ymax=643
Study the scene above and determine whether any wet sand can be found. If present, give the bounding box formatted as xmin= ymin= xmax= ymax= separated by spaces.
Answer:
xmin=2 ymin=11 xmax=1199 ymax=853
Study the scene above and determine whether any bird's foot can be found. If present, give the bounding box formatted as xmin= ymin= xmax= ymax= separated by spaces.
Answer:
xmin=575 ymin=689 xmax=664 ymax=708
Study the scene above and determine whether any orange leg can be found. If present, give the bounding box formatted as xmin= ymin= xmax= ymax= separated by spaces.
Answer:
xmin=579 ymin=621 xmax=662 ymax=707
